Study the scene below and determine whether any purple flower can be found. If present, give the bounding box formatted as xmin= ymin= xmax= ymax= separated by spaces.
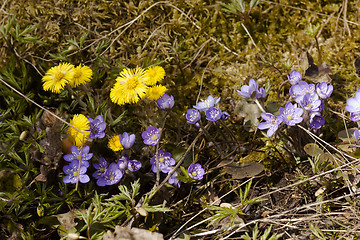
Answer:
xmin=157 ymin=94 xmax=175 ymax=109
xmin=354 ymin=129 xmax=360 ymax=141
xmin=188 ymin=163 xmax=205 ymax=180
xmin=63 ymin=145 xmax=93 ymax=167
xmin=221 ymin=111 xmax=230 ymax=120
xmin=309 ymin=112 xmax=325 ymax=129
xmin=345 ymin=91 xmax=360 ymax=114
xmin=120 ymin=132 xmax=135 ymax=149
xmin=150 ymin=149 xmax=175 ymax=173
xmin=288 ymin=70 xmax=302 ymax=85
xmin=117 ymin=154 xmax=129 ymax=171
xmin=186 ymin=109 xmax=201 ymax=124
xmin=168 ymin=170 xmax=181 ymax=188
xmin=279 ymin=102 xmax=303 ymax=126
xmin=300 ymin=93 xmax=322 ymax=112
xmin=193 ymin=95 xmax=221 ymax=112
xmin=63 ymin=160 xmax=90 ymax=184
xmin=141 ymin=126 xmax=160 ymax=146
xmin=316 ymin=82 xmax=333 ymax=99
xmin=88 ymin=115 xmax=106 ymax=139
xmin=237 ymin=79 xmax=266 ymax=99
xmin=127 ymin=160 xmax=142 ymax=172
xmin=257 ymin=113 xmax=283 ymax=137
xmin=205 ymin=107 xmax=222 ymax=122
xmin=289 ymin=81 xmax=316 ymax=103
xmin=93 ymin=157 xmax=108 ymax=185
xmin=350 ymin=112 xmax=360 ymax=122
xmin=102 ymin=162 xmax=123 ymax=186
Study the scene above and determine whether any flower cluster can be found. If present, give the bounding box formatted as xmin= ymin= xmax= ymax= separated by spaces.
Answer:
xmin=186 ymin=95 xmax=229 ymax=125
xmin=110 ymin=66 xmax=167 ymax=106
xmin=256 ymin=70 xmax=333 ymax=137
xmin=42 ymin=63 xmax=93 ymax=93
xmin=68 ymin=114 xmax=106 ymax=147
xmin=92 ymin=155 xmax=141 ymax=186
xmin=345 ymin=87 xmax=360 ymax=140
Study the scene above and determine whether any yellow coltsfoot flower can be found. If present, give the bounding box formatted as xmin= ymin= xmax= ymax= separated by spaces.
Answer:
xmin=68 ymin=114 xmax=90 ymax=147
xmin=68 ymin=64 xmax=93 ymax=87
xmin=42 ymin=63 xmax=75 ymax=93
xmin=146 ymin=85 xmax=167 ymax=101
xmin=108 ymin=135 xmax=124 ymax=151
xmin=144 ymin=66 xmax=165 ymax=85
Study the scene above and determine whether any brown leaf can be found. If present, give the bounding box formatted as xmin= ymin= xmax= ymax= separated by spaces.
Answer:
xmin=222 ymin=161 xmax=264 ymax=179
xmin=103 ymin=226 xmax=164 ymax=240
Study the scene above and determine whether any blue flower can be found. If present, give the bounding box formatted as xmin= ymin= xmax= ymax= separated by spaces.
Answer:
xmin=221 ymin=111 xmax=230 ymax=120
xmin=354 ymin=129 xmax=360 ymax=141
xmin=205 ymin=107 xmax=222 ymax=122
xmin=237 ymin=79 xmax=266 ymax=99
xmin=345 ymin=90 xmax=360 ymax=114
xmin=141 ymin=126 xmax=160 ymax=146
xmin=127 ymin=160 xmax=142 ymax=172
xmin=63 ymin=145 xmax=93 ymax=167
xmin=157 ymin=94 xmax=175 ymax=109
xmin=316 ymin=82 xmax=333 ymax=99
xmin=193 ymin=95 xmax=220 ymax=112
xmin=117 ymin=154 xmax=129 ymax=171
xmin=300 ymin=93 xmax=322 ymax=112
xmin=168 ymin=170 xmax=181 ymax=188
xmin=287 ymin=70 xmax=302 ymax=85
xmin=88 ymin=115 xmax=106 ymax=139
xmin=309 ymin=112 xmax=325 ymax=129
xmin=93 ymin=157 xmax=108 ymax=186
xmin=186 ymin=109 xmax=201 ymax=124
xmin=102 ymin=162 xmax=123 ymax=186
xmin=188 ymin=163 xmax=205 ymax=180
xmin=257 ymin=113 xmax=283 ymax=137
xmin=289 ymin=81 xmax=316 ymax=103
xmin=120 ymin=132 xmax=135 ymax=149
xmin=150 ymin=149 xmax=175 ymax=173
xmin=63 ymin=160 xmax=90 ymax=184
xmin=279 ymin=102 xmax=303 ymax=126
xmin=350 ymin=112 xmax=360 ymax=122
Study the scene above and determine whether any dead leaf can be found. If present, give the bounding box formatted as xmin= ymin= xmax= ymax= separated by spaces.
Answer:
xmin=222 ymin=161 xmax=264 ymax=179
xmin=103 ymin=226 xmax=164 ymax=240
xmin=55 ymin=211 xmax=79 ymax=230
xmin=303 ymin=143 xmax=324 ymax=157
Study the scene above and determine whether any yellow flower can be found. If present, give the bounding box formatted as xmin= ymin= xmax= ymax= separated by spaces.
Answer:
xmin=68 ymin=114 xmax=90 ymax=147
xmin=144 ymin=66 xmax=165 ymax=85
xmin=42 ymin=63 xmax=75 ymax=93
xmin=108 ymin=135 xmax=123 ymax=151
xmin=146 ymin=85 xmax=167 ymax=101
xmin=110 ymin=67 xmax=149 ymax=105
xmin=68 ymin=64 xmax=93 ymax=87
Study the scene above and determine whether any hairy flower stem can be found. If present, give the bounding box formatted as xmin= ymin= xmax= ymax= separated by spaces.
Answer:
xmin=254 ymin=99 xmax=265 ymax=113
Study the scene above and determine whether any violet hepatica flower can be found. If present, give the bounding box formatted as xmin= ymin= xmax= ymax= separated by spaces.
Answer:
xmin=88 ymin=115 xmax=106 ymax=139
xmin=168 ymin=171 xmax=181 ymax=188
xmin=117 ymin=154 xmax=129 ymax=171
xmin=157 ymin=94 xmax=175 ymax=109
xmin=205 ymin=107 xmax=222 ymax=122
xmin=221 ymin=111 xmax=230 ymax=120
xmin=93 ymin=157 xmax=108 ymax=186
xmin=150 ymin=149 xmax=175 ymax=173
xmin=188 ymin=163 xmax=205 ymax=180
xmin=354 ymin=129 xmax=360 ymax=141
xmin=186 ymin=109 xmax=201 ymax=124
xmin=257 ymin=112 xmax=283 ymax=137
xmin=237 ymin=78 xmax=266 ymax=99
xmin=345 ymin=90 xmax=360 ymax=114
xmin=288 ymin=70 xmax=302 ymax=85
xmin=127 ymin=160 xmax=142 ymax=172
xmin=279 ymin=102 xmax=303 ymax=126
xmin=63 ymin=145 xmax=93 ymax=167
xmin=300 ymin=93 xmax=322 ymax=112
xmin=120 ymin=132 xmax=135 ymax=149
xmin=350 ymin=112 xmax=360 ymax=122
xmin=142 ymin=126 xmax=161 ymax=146
xmin=289 ymin=81 xmax=316 ymax=103
xmin=193 ymin=95 xmax=220 ymax=112
xmin=63 ymin=160 xmax=90 ymax=184
xmin=309 ymin=112 xmax=325 ymax=129
xmin=316 ymin=82 xmax=333 ymax=99
xmin=102 ymin=162 xmax=123 ymax=186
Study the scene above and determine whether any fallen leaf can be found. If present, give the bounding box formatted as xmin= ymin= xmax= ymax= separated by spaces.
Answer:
xmin=103 ymin=226 xmax=164 ymax=240
xmin=222 ymin=161 xmax=264 ymax=179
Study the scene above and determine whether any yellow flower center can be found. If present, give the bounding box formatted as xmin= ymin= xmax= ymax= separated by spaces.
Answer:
xmin=73 ymin=172 xmax=78 ymax=177
xmin=287 ymin=115 xmax=292 ymax=120
xmin=127 ymin=77 xmax=139 ymax=89
xmin=151 ymin=135 xmax=158 ymax=140
xmin=306 ymin=104 xmax=312 ymax=109
xmin=159 ymin=157 xmax=164 ymax=163
xmin=100 ymin=168 xmax=105 ymax=173
xmin=55 ymin=72 xmax=65 ymax=82
xmin=73 ymin=70 xmax=82 ymax=78
xmin=110 ymin=176 xmax=114 ymax=180
xmin=192 ymin=171 xmax=197 ymax=177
